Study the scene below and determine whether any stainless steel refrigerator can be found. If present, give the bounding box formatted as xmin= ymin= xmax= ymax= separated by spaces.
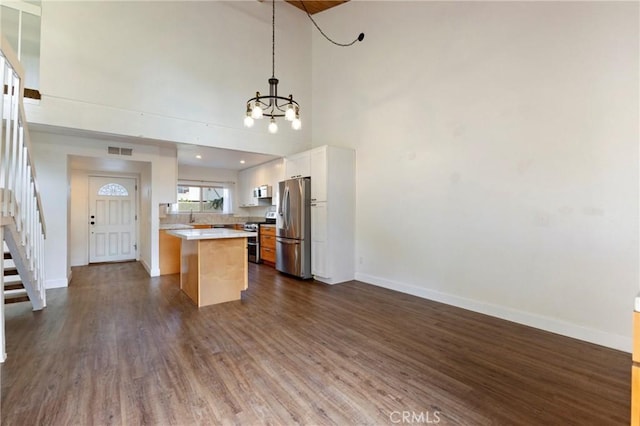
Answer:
xmin=276 ymin=177 xmax=312 ymax=279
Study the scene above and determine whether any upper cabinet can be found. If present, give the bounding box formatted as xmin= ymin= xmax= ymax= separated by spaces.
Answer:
xmin=237 ymin=167 xmax=257 ymax=208
xmin=283 ymin=151 xmax=311 ymax=179
xmin=237 ymin=158 xmax=284 ymax=208
xmin=267 ymin=158 xmax=285 ymax=206
xmin=310 ymin=147 xmax=327 ymax=202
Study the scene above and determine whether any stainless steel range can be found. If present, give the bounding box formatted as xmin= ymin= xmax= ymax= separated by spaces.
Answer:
xmin=244 ymin=211 xmax=277 ymax=264
xmin=243 ymin=222 xmax=261 ymax=263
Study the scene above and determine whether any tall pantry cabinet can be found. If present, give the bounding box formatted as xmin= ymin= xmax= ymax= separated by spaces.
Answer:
xmin=309 ymin=145 xmax=355 ymax=284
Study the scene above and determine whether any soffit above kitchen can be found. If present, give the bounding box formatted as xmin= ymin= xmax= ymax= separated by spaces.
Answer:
xmin=177 ymin=145 xmax=279 ymax=170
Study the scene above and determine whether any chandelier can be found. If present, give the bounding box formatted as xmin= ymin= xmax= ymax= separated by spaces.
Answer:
xmin=244 ymin=0 xmax=300 ymax=134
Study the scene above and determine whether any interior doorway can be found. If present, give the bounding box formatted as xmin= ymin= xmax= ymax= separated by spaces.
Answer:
xmin=88 ymin=176 xmax=137 ymax=263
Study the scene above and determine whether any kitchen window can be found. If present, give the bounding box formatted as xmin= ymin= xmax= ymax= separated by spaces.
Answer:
xmin=176 ymin=183 xmax=232 ymax=214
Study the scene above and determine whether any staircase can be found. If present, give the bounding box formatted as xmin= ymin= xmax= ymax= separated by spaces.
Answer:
xmin=0 ymin=35 xmax=47 ymax=362
xmin=4 ymin=245 xmax=29 ymax=304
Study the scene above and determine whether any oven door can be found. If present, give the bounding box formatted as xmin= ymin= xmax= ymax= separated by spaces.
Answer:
xmin=247 ymin=237 xmax=260 ymax=263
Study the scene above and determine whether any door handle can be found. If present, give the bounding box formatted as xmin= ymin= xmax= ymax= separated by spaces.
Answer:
xmin=277 ymin=238 xmax=300 ymax=245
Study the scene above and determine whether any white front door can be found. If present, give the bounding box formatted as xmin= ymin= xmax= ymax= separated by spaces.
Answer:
xmin=89 ymin=177 xmax=137 ymax=263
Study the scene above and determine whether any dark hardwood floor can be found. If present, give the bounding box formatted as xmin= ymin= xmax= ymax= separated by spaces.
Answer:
xmin=1 ymin=262 xmax=631 ymax=425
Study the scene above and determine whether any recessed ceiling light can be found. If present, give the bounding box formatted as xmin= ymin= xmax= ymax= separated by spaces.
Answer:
xmin=195 ymin=154 xmax=202 ymax=159
xmin=240 ymin=160 xmax=245 ymax=164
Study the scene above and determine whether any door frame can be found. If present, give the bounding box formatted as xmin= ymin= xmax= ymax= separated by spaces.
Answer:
xmin=87 ymin=174 xmax=140 ymax=263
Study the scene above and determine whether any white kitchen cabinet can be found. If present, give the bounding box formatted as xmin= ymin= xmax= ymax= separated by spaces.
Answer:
xmin=284 ymin=151 xmax=311 ymax=179
xmin=310 ymin=147 xmax=327 ymax=202
xmin=309 ymin=145 xmax=355 ymax=284
xmin=311 ymin=202 xmax=328 ymax=277
xmin=266 ymin=158 xmax=284 ymax=206
xmin=237 ymin=167 xmax=258 ymax=208
xmin=238 ymin=158 xmax=284 ymax=209
xmin=311 ymin=241 xmax=328 ymax=278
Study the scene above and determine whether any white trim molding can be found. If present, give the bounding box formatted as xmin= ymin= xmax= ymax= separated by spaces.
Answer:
xmin=45 ymin=278 xmax=68 ymax=289
xmin=355 ymin=272 xmax=632 ymax=353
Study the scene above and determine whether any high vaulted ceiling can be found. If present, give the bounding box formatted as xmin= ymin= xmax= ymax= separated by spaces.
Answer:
xmin=285 ymin=1 xmax=349 ymax=15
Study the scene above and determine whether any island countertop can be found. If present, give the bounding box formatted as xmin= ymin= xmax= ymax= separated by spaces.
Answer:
xmin=167 ymin=228 xmax=257 ymax=240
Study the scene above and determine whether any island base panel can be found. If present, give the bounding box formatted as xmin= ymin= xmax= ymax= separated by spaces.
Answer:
xmin=199 ymin=238 xmax=247 ymax=306
xmin=180 ymin=239 xmax=200 ymax=304
xmin=180 ymin=237 xmax=248 ymax=307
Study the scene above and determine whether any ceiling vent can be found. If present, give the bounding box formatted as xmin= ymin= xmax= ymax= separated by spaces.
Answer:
xmin=108 ymin=147 xmax=133 ymax=156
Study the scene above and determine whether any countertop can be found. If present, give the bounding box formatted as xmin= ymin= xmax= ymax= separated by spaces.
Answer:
xmin=166 ymin=228 xmax=257 ymax=240
xmin=160 ymin=224 xmax=194 ymax=230
xmin=160 ymin=223 xmax=245 ymax=230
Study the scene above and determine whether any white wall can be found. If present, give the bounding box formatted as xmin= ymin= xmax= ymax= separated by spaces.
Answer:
xmin=139 ymin=163 xmax=152 ymax=273
xmin=31 ymin=131 xmax=177 ymax=286
xmin=311 ymin=2 xmax=639 ymax=351
xmin=27 ymin=0 xmax=312 ymax=157
xmin=69 ymin=170 xmax=88 ymax=267
xmin=178 ymin=165 xmax=238 ymax=184
xmin=32 ymin=140 xmax=69 ymax=289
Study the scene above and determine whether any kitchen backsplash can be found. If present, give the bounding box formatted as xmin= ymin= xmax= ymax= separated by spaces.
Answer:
xmin=160 ymin=213 xmax=266 ymax=225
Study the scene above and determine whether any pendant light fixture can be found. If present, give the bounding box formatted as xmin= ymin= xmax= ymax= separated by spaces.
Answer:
xmin=244 ymin=0 xmax=300 ymax=133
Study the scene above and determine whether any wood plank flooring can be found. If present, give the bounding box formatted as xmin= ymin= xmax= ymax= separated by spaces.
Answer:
xmin=0 ymin=262 xmax=631 ymax=425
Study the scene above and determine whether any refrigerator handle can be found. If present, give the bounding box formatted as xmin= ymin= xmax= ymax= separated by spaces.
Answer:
xmin=284 ymin=186 xmax=290 ymax=229
xmin=277 ymin=238 xmax=300 ymax=245
xmin=278 ymin=191 xmax=283 ymax=217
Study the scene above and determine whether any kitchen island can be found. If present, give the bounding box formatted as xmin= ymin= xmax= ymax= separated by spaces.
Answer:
xmin=166 ymin=228 xmax=257 ymax=307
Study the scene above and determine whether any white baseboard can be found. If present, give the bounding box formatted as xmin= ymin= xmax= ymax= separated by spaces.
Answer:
xmin=355 ymin=272 xmax=631 ymax=353
xmin=45 ymin=278 xmax=68 ymax=289
xmin=140 ymin=259 xmax=159 ymax=277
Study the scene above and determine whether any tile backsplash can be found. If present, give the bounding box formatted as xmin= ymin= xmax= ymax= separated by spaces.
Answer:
xmin=160 ymin=213 xmax=266 ymax=225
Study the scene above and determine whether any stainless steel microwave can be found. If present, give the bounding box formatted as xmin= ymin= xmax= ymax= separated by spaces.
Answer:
xmin=253 ymin=185 xmax=272 ymax=199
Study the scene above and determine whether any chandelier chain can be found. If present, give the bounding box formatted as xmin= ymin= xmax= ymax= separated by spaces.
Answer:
xmin=272 ymin=0 xmax=275 ymax=78
xmin=299 ymin=0 xmax=363 ymax=47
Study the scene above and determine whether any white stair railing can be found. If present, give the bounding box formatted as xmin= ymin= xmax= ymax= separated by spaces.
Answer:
xmin=0 ymin=35 xmax=47 ymax=361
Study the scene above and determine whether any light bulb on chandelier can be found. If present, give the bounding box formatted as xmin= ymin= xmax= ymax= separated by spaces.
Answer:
xmin=268 ymin=117 xmax=278 ymax=134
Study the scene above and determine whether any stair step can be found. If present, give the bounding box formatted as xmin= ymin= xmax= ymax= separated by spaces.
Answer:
xmin=3 ymin=252 xmax=11 ymax=260
xmin=4 ymin=274 xmax=21 ymax=284
xmin=5 ymin=295 xmax=29 ymax=304
xmin=5 ymin=288 xmax=27 ymax=299
xmin=3 ymin=266 xmax=19 ymax=276
xmin=4 ymin=282 xmax=23 ymax=291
